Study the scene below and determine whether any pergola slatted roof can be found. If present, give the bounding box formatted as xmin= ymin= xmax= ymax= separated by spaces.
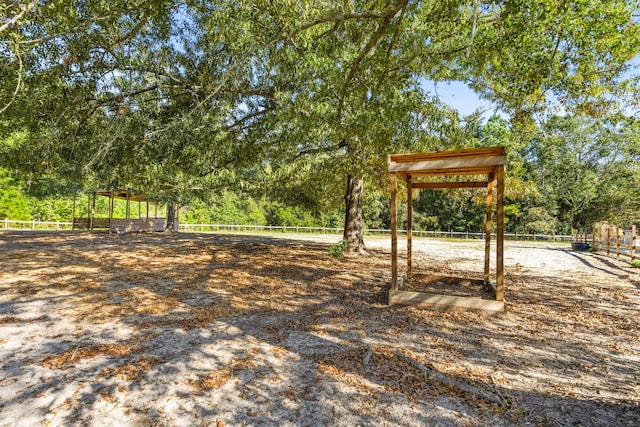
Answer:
xmin=388 ymin=146 xmax=506 ymax=312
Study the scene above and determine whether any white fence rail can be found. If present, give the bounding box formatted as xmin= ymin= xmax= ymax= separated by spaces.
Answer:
xmin=2 ymin=219 xmax=572 ymax=242
xmin=178 ymin=223 xmax=571 ymax=241
xmin=2 ymin=219 xmax=73 ymax=230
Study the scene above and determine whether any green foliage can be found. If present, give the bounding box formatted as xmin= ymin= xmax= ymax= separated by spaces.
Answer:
xmin=0 ymin=170 xmax=31 ymax=220
xmin=328 ymin=239 xmax=348 ymax=258
xmin=631 ymin=260 xmax=640 ymax=269
xmin=1 ymin=1 xmax=639 ymax=243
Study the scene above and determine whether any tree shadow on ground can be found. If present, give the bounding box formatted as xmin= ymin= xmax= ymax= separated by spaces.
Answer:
xmin=1 ymin=231 xmax=639 ymax=426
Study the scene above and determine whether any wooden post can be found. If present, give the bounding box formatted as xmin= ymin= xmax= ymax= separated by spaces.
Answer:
xmin=616 ymin=226 xmax=620 ymax=258
xmin=592 ymin=226 xmax=596 ymax=251
xmin=126 ymin=190 xmax=130 ymax=220
xmin=138 ymin=201 xmax=141 ymax=219
xmin=632 ymin=225 xmax=636 ymax=261
xmin=71 ymin=193 xmax=76 ymax=230
xmin=606 ymin=226 xmax=611 ymax=256
xmin=391 ymin=172 xmax=398 ymax=291
xmin=495 ymin=165 xmax=504 ymax=301
xmin=90 ymin=192 xmax=96 ymax=230
xmin=146 ymin=201 xmax=149 ymax=219
xmin=484 ymin=172 xmax=494 ymax=285
xmin=407 ymin=176 xmax=413 ymax=278
xmin=108 ymin=191 xmax=114 ymax=232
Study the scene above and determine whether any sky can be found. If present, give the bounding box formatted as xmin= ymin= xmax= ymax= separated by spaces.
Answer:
xmin=421 ymin=80 xmax=501 ymax=119
xmin=423 ymin=56 xmax=640 ymax=120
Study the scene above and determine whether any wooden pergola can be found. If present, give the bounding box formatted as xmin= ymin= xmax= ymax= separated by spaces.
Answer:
xmin=72 ymin=189 xmax=172 ymax=233
xmin=388 ymin=146 xmax=506 ymax=312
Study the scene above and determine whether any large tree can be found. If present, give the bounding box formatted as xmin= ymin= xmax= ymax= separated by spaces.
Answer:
xmin=2 ymin=1 xmax=639 ymax=251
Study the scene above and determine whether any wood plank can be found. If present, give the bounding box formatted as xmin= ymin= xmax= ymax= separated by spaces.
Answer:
xmin=484 ymin=172 xmax=494 ymax=285
xmin=389 ymin=290 xmax=505 ymax=312
xmin=404 ymin=167 xmax=495 ymax=177
xmin=496 ymin=165 xmax=504 ymax=301
xmin=412 ymin=181 xmax=488 ymax=189
xmin=389 ymin=146 xmax=506 ymax=163
xmin=388 ymin=155 xmax=506 ymax=173
xmin=407 ymin=177 xmax=412 ymax=278
xmin=391 ymin=173 xmax=398 ymax=291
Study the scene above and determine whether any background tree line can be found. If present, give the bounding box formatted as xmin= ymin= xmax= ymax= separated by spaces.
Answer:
xmin=3 ymin=114 xmax=638 ymax=234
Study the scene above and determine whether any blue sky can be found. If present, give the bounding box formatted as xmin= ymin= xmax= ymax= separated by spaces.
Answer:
xmin=423 ymin=56 xmax=640 ymax=120
xmin=421 ymin=80 xmax=501 ymax=118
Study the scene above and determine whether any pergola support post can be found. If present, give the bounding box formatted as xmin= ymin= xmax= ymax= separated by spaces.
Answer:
xmin=496 ymin=165 xmax=505 ymax=301
xmin=391 ymin=172 xmax=398 ymax=291
xmin=71 ymin=193 xmax=76 ymax=230
xmin=407 ymin=176 xmax=412 ymax=278
xmin=484 ymin=172 xmax=494 ymax=285
xmin=90 ymin=192 xmax=96 ymax=230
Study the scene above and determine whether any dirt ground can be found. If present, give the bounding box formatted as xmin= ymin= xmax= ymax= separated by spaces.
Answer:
xmin=0 ymin=231 xmax=639 ymax=426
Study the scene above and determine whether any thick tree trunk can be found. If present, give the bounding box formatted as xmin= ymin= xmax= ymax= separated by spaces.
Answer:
xmin=343 ymin=175 xmax=367 ymax=254
xmin=165 ymin=203 xmax=177 ymax=232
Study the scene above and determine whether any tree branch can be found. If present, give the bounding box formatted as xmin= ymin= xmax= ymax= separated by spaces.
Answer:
xmin=0 ymin=0 xmax=40 ymax=34
xmin=0 ymin=41 xmax=23 ymax=114
xmin=288 ymin=12 xmax=382 ymax=39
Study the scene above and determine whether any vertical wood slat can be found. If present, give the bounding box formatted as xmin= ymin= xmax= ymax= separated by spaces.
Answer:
xmin=484 ymin=172 xmax=494 ymax=285
xmin=632 ymin=225 xmax=636 ymax=261
xmin=391 ymin=173 xmax=398 ymax=291
xmin=108 ymin=191 xmax=114 ymax=232
xmin=71 ymin=194 xmax=76 ymax=230
xmin=496 ymin=165 xmax=504 ymax=301
xmin=90 ymin=192 xmax=96 ymax=230
xmin=407 ymin=176 xmax=412 ymax=278
xmin=607 ymin=226 xmax=611 ymax=256
xmin=616 ymin=226 xmax=620 ymax=257
xmin=126 ymin=190 xmax=131 ymax=220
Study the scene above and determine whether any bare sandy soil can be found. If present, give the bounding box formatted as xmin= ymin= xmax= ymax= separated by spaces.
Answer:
xmin=0 ymin=231 xmax=639 ymax=426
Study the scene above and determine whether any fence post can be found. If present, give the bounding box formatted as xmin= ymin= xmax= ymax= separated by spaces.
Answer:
xmin=606 ymin=226 xmax=610 ymax=256
xmin=616 ymin=226 xmax=620 ymax=258
xmin=632 ymin=225 xmax=636 ymax=262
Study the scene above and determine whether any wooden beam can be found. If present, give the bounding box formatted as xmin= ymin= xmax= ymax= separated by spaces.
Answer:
xmin=412 ymin=181 xmax=488 ymax=189
xmin=389 ymin=290 xmax=505 ymax=312
xmin=388 ymin=155 xmax=506 ymax=174
xmin=405 ymin=167 xmax=495 ymax=177
xmin=496 ymin=165 xmax=504 ymax=301
xmin=484 ymin=172 xmax=494 ymax=285
xmin=407 ymin=177 xmax=412 ymax=278
xmin=391 ymin=173 xmax=398 ymax=291
xmin=389 ymin=146 xmax=506 ymax=163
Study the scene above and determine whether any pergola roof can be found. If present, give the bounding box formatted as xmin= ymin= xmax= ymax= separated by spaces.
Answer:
xmin=96 ymin=189 xmax=150 ymax=202
xmin=388 ymin=146 xmax=506 ymax=178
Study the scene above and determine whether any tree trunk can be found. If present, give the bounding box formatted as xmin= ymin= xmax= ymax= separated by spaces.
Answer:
xmin=343 ymin=175 xmax=367 ymax=254
xmin=165 ymin=203 xmax=177 ymax=232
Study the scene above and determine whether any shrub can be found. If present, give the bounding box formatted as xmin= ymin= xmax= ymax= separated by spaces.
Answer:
xmin=329 ymin=239 xmax=348 ymax=258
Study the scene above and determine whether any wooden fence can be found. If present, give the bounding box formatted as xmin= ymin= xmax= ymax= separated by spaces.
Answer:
xmin=592 ymin=222 xmax=637 ymax=261
xmin=2 ymin=220 xmax=574 ymax=242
